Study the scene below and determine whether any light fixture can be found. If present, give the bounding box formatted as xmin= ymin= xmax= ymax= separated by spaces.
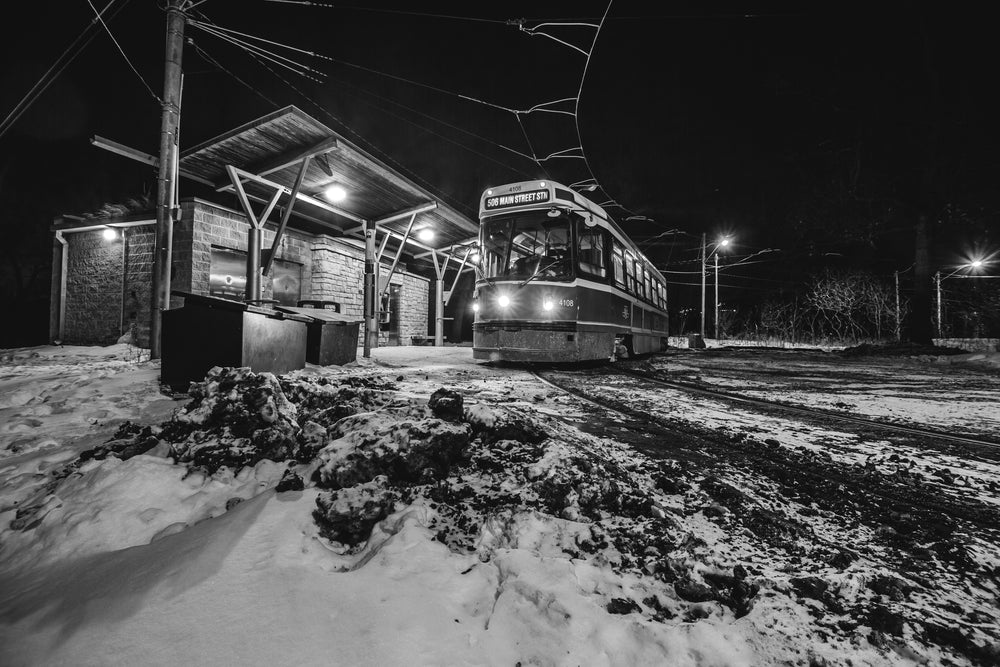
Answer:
xmin=542 ymin=300 xmax=553 ymax=311
xmin=324 ymin=184 xmax=347 ymax=203
xmin=472 ymin=302 xmax=480 ymax=313
xmin=102 ymin=227 xmax=118 ymax=241
xmin=498 ymin=295 xmax=510 ymax=308
xmin=547 ymin=207 xmax=561 ymax=218
xmin=417 ymin=228 xmax=435 ymax=242
xmin=470 ymin=253 xmax=480 ymax=264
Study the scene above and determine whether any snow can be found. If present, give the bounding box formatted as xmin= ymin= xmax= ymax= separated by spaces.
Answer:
xmin=1 ymin=342 xmax=998 ymax=666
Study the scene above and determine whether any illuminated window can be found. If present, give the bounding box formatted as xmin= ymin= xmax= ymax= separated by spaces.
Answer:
xmin=612 ymin=245 xmax=626 ymax=287
xmin=577 ymin=224 xmax=606 ymax=278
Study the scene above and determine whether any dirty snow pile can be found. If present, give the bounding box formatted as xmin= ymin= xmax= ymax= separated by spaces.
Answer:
xmin=0 ymin=344 xmax=997 ymax=666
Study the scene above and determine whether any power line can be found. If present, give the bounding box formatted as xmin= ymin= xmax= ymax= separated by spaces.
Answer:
xmin=0 ymin=0 xmax=130 ymax=141
xmin=86 ymin=0 xmax=161 ymax=103
xmin=190 ymin=20 xmax=325 ymax=81
xmin=188 ymin=38 xmax=280 ymax=108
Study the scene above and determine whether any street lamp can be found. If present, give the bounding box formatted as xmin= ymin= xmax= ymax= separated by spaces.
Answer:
xmin=935 ymin=259 xmax=986 ymax=337
xmin=700 ymin=235 xmax=731 ymax=338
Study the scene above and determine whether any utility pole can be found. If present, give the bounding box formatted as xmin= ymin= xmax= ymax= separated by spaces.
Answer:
xmin=894 ymin=270 xmax=901 ymax=341
xmin=714 ymin=252 xmax=720 ymax=339
xmin=150 ymin=0 xmax=185 ymax=359
xmin=699 ymin=232 xmax=706 ymax=338
xmin=935 ymin=270 xmax=942 ymax=338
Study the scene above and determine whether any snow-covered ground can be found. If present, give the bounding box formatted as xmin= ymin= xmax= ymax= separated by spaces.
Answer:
xmin=1 ymin=343 xmax=998 ymax=666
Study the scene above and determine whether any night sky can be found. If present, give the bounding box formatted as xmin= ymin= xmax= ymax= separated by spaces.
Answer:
xmin=1 ymin=2 xmax=997 ymax=345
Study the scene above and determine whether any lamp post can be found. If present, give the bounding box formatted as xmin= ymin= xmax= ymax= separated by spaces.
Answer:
xmin=700 ymin=235 xmax=730 ymax=339
xmin=714 ymin=237 xmax=730 ymax=338
xmin=935 ymin=259 xmax=985 ymax=337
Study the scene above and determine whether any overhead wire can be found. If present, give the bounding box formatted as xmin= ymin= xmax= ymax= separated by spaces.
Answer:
xmin=188 ymin=38 xmax=281 ymax=108
xmin=188 ymin=10 xmax=476 ymax=216
xmin=187 ymin=14 xmax=527 ymax=200
xmin=0 ymin=0 xmax=130 ymax=141
xmin=86 ymin=0 xmax=161 ymax=103
xmin=187 ymin=3 xmax=643 ymax=221
xmin=189 ymin=20 xmax=325 ymax=81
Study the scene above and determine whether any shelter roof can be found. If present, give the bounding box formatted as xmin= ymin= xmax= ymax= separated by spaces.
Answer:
xmin=178 ymin=105 xmax=479 ymax=264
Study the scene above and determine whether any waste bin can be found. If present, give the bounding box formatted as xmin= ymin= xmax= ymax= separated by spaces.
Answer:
xmin=161 ymin=291 xmax=309 ymax=390
xmin=274 ymin=306 xmax=362 ymax=366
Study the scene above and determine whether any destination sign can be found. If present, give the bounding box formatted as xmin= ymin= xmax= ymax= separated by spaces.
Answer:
xmin=484 ymin=188 xmax=550 ymax=210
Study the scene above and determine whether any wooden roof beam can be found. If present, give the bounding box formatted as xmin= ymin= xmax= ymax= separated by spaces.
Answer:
xmin=213 ymin=137 xmax=340 ymax=190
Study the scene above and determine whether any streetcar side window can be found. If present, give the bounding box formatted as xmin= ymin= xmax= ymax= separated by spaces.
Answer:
xmin=577 ymin=225 xmax=607 ymax=279
xmin=612 ymin=244 xmax=626 ymax=287
xmin=625 ymin=253 xmax=637 ymax=294
xmin=644 ymin=271 xmax=653 ymax=304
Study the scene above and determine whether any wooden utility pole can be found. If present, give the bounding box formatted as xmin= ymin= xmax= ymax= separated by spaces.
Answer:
xmin=699 ymin=232 xmax=706 ymax=338
xmin=150 ymin=0 xmax=185 ymax=359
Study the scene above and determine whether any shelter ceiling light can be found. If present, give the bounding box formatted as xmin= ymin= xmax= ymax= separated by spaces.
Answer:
xmin=323 ymin=184 xmax=347 ymax=203
xmin=102 ymin=227 xmax=118 ymax=241
xmin=417 ymin=228 xmax=435 ymax=242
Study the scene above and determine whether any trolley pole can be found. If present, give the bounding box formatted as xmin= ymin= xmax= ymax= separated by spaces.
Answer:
xmin=150 ymin=0 xmax=185 ymax=359
xmin=699 ymin=232 xmax=706 ymax=338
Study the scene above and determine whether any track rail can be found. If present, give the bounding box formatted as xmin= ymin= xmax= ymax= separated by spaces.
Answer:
xmin=532 ymin=366 xmax=1000 ymax=531
xmin=606 ymin=365 xmax=1000 ymax=451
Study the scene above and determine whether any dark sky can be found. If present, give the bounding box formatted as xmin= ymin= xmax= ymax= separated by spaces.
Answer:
xmin=2 ymin=2 xmax=997 ymax=319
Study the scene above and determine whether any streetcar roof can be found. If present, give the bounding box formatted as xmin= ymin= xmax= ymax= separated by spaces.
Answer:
xmin=479 ymin=180 xmax=666 ymax=283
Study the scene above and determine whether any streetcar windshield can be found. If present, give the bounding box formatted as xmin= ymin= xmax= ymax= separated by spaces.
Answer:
xmin=480 ymin=212 xmax=571 ymax=281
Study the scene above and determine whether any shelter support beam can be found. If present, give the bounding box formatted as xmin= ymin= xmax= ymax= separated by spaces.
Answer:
xmin=53 ymin=231 xmax=67 ymax=342
xmin=226 ymin=165 xmax=282 ymax=302
xmin=430 ymin=251 xmax=451 ymax=346
xmin=263 ymin=155 xmax=311 ymax=276
xmin=381 ymin=213 xmax=418 ymax=297
xmin=444 ymin=245 xmax=473 ymax=307
xmin=224 ymin=166 xmax=365 ymax=223
xmin=363 ymin=220 xmax=377 ymax=357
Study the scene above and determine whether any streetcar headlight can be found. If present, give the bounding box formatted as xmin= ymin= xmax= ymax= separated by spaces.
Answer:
xmin=498 ymin=295 xmax=510 ymax=308
xmin=542 ymin=300 xmax=554 ymax=311
xmin=472 ymin=301 xmax=479 ymax=312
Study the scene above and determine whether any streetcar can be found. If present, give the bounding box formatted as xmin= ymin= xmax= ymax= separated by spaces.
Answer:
xmin=472 ymin=180 xmax=669 ymax=363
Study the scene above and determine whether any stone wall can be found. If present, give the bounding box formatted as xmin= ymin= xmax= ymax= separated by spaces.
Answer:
xmin=191 ymin=199 xmax=313 ymax=303
xmin=122 ymin=225 xmax=156 ymax=346
xmin=310 ymin=238 xmax=430 ymax=345
xmin=52 ymin=199 xmax=432 ymax=347
xmin=62 ymin=229 xmax=125 ymax=345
